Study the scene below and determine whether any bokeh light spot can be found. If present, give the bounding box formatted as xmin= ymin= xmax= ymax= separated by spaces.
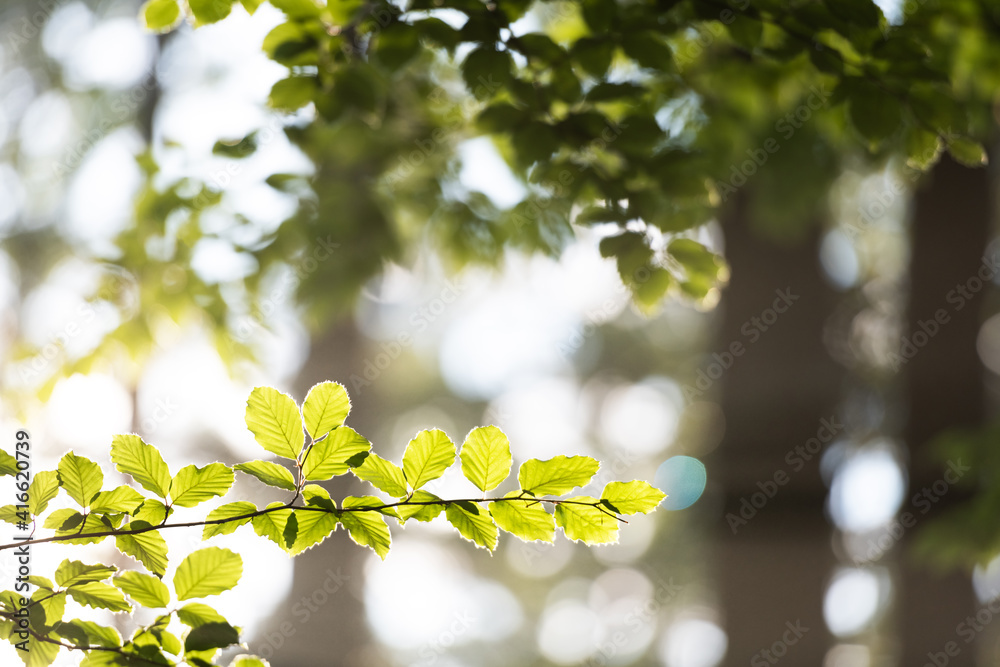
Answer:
xmin=655 ymin=456 xmax=707 ymax=510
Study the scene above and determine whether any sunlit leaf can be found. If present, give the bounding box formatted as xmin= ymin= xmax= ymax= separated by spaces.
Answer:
xmin=54 ymin=560 xmax=117 ymax=588
xmin=115 ymin=529 xmax=169 ymax=576
xmin=600 ymin=480 xmax=666 ymax=515
xmin=28 ymin=470 xmax=60 ymax=516
xmin=459 ymin=426 xmax=511 ymax=492
xmin=302 ymin=381 xmax=351 ymax=440
xmin=554 ymin=496 xmax=619 ymax=544
xmin=445 ymin=502 xmax=498 ymax=551
xmin=114 ymin=571 xmax=171 ymax=608
xmin=489 ymin=494 xmax=555 ymax=543
xmin=110 ymin=434 xmax=172 ymax=499
xmin=245 ymin=386 xmax=304 ymax=460
xmin=339 ymin=497 xmax=391 ymax=559
xmin=395 ymin=490 xmax=445 ymax=523
xmin=402 ymin=429 xmax=455 ymax=490
xmin=65 ymin=582 xmax=131 ymax=612
xmin=203 ymin=501 xmax=257 ymax=539
xmin=169 ymin=463 xmax=235 ymax=508
xmin=351 ymin=452 xmax=407 ymax=498
xmin=518 ymin=455 xmax=599 ymax=496
xmin=301 ymin=427 xmax=370 ymax=481
xmin=90 ymin=486 xmax=145 ymax=514
xmin=174 ymin=547 xmax=243 ymax=601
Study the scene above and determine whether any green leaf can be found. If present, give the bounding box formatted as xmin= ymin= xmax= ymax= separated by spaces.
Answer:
xmin=395 ymin=490 xmax=445 ymax=523
xmin=41 ymin=508 xmax=80 ymax=530
xmin=133 ymin=498 xmax=171 ymax=525
xmin=57 ymin=452 xmax=104 ymax=508
xmin=55 ymin=560 xmax=117 ymax=587
xmin=825 ymin=0 xmax=882 ymax=27
xmin=141 ymin=0 xmax=181 ymax=32
xmin=31 ymin=589 xmax=65 ymax=629
xmin=252 ymin=503 xmax=297 ymax=550
xmin=287 ymin=509 xmax=340 ymax=555
xmin=233 ymin=461 xmax=295 ymax=491
xmin=572 ymin=37 xmax=614 ymax=78
xmin=110 ymin=434 xmax=172 ymax=498
xmin=114 ymin=571 xmax=171 ymax=608
xmin=518 ymin=455 xmax=599 ymax=496
xmin=402 ymin=429 xmax=455 ymax=490
xmin=245 ymin=387 xmax=305 ymax=460
xmin=185 ymin=622 xmax=241 ymax=652
xmin=460 ymin=426 xmax=512 ymax=492
xmin=947 ymin=137 xmax=988 ymax=167
xmin=188 ymin=0 xmax=232 ymax=24
xmin=489 ymin=494 xmax=555 ymax=543
xmin=904 ymin=127 xmax=941 ymax=170
xmin=0 ymin=449 xmax=18 ymax=476
xmin=581 ymin=0 xmax=616 ymax=30
xmin=849 ymin=83 xmax=902 ymax=147
xmin=351 ymin=452 xmax=407 ymax=498
xmin=268 ymin=76 xmax=318 ymax=112
xmin=339 ymin=497 xmax=391 ymax=559
xmin=461 ymin=48 xmax=512 ymax=96
xmin=174 ymin=547 xmax=243 ymax=601
xmin=54 ymin=619 xmax=122 ymax=648
xmin=203 ymin=501 xmax=257 ymax=539
xmin=555 ymin=496 xmax=619 ymax=544
xmin=302 ymin=381 xmax=351 ymax=440
xmin=374 ymin=23 xmax=422 ymax=71
xmin=90 ymin=486 xmax=145 ymax=514
xmin=240 ymin=0 xmax=264 ymax=14
xmin=28 ymin=470 xmax=60 ymax=516
xmin=66 ymin=582 xmax=131 ymax=612
xmin=0 ymin=504 xmax=25 ymax=525
xmin=115 ymin=529 xmax=169 ymax=576
xmin=213 ymin=133 xmax=258 ymax=159
xmin=262 ymin=21 xmax=318 ymax=67
xmin=177 ymin=603 xmax=229 ymax=628
xmin=445 ymin=502 xmax=498 ymax=551
xmin=622 ymin=32 xmax=673 ymax=70
xmin=15 ymin=634 xmax=59 ymax=667
xmin=271 ymin=0 xmax=323 ymax=19
xmin=170 ymin=463 xmax=234 ymax=508
xmin=302 ymin=485 xmax=337 ymax=511
xmin=301 ymin=426 xmax=371 ymax=481
xmin=601 ymin=480 xmax=666 ymax=515
xmin=230 ymin=657 xmax=270 ymax=667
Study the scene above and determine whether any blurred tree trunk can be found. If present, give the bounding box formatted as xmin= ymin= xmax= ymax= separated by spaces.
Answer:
xmin=709 ymin=197 xmax=842 ymax=665
xmin=255 ymin=322 xmax=380 ymax=666
xmin=898 ymin=156 xmax=989 ymax=665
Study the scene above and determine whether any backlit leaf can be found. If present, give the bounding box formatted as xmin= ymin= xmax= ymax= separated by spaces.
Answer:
xmin=169 ymin=463 xmax=234 ymax=508
xmin=174 ymin=547 xmax=243 ymax=601
xmin=600 ymin=480 xmax=666 ymax=515
xmin=555 ymin=496 xmax=619 ymax=544
xmin=518 ymin=455 xmax=599 ymax=496
xmin=203 ymin=501 xmax=257 ymax=539
xmin=459 ymin=426 xmax=512 ymax=492
xmin=114 ymin=571 xmax=171 ymax=608
xmin=302 ymin=381 xmax=351 ymax=440
xmin=301 ymin=426 xmax=370 ymax=481
xmin=445 ymin=502 xmax=498 ymax=551
xmin=351 ymin=452 xmax=407 ymax=498
xmin=402 ymin=429 xmax=455 ymax=490
xmin=245 ymin=386 xmax=305 ymax=460
xmin=110 ymin=434 xmax=172 ymax=499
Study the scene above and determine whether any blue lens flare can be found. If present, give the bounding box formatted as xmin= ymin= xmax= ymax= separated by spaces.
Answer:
xmin=655 ymin=456 xmax=707 ymax=510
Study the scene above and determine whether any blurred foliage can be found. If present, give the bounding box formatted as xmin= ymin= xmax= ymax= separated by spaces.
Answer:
xmin=6 ymin=0 xmax=1000 ymax=570
xmin=9 ymin=0 xmax=1000 ymax=404
xmin=914 ymin=425 xmax=1000 ymax=571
